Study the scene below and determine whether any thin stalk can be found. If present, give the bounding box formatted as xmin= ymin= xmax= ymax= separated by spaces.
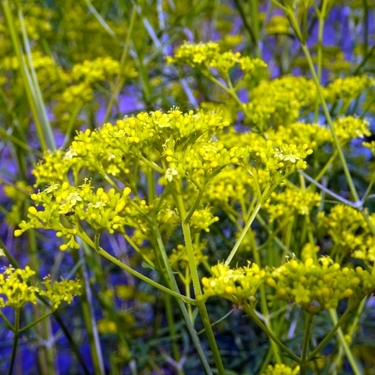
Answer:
xmin=300 ymin=171 xmax=360 ymax=209
xmin=8 ymin=308 xmax=20 ymax=375
xmin=164 ymin=294 xmax=184 ymax=375
xmin=243 ymin=304 xmax=301 ymax=364
xmin=225 ymin=185 xmax=271 ymax=265
xmin=72 ymin=246 xmax=105 ymax=375
xmin=151 ymin=223 xmax=215 ymax=375
xmin=2 ymin=0 xmax=48 ymax=151
xmin=252 ymin=241 xmax=282 ymax=364
xmin=301 ymin=43 xmax=359 ymax=202
xmin=249 ymin=0 xmax=261 ymax=58
xmin=18 ymin=3 xmax=55 ymax=150
xmin=0 ymin=310 xmax=13 ymax=331
xmin=196 ymin=300 xmax=226 ymax=375
xmin=104 ymin=6 xmax=137 ymax=122
xmin=197 ymin=309 xmax=234 ymax=335
xmin=233 ymin=0 xmax=257 ymax=48
xmin=307 ymin=305 xmax=353 ymax=362
xmin=361 ymin=170 xmax=375 ymax=205
xmin=300 ymin=313 xmax=314 ymax=375
xmin=329 ymin=309 xmax=362 ymax=375
xmin=171 ymin=183 xmax=226 ymax=374
xmin=62 ymin=103 xmax=81 ymax=149
xmin=256 ymin=213 xmax=294 ymax=257
xmin=314 ymin=0 xmax=328 ymax=122
xmin=312 ymin=150 xmax=338 ymax=184
xmin=83 ymin=0 xmax=116 ymax=37
xmin=18 ymin=310 xmax=55 ymax=334
xmin=27 ymin=229 xmax=56 ymax=375
xmin=77 ymin=228 xmax=195 ymax=304
xmin=0 ymin=127 xmax=42 ymax=157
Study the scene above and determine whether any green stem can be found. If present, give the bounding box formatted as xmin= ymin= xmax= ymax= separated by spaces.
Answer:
xmin=18 ymin=310 xmax=55 ymax=334
xmin=225 ymin=185 xmax=271 ymax=265
xmin=314 ymin=0 xmax=327 ymax=122
xmin=104 ymin=6 xmax=137 ymax=122
xmin=0 ymin=310 xmax=14 ymax=331
xmin=233 ymin=0 xmax=257 ymax=47
xmin=307 ymin=305 xmax=353 ymax=362
xmin=2 ymin=0 xmax=48 ymax=151
xmin=17 ymin=2 xmax=55 ymax=150
xmin=361 ymin=170 xmax=375 ymax=205
xmin=83 ymin=0 xmax=116 ymax=37
xmin=8 ymin=308 xmax=20 ymax=375
xmin=151 ymin=224 xmax=215 ymax=375
xmin=77 ymin=228 xmax=195 ymax=304
xmin=73 ymin=246 xmax=105 ymax=375
xmin=301 ymin=43 xmax=359 ymax=202
xmin=312 ymin=150 xmax=338 ymax=184
xmin=164 ymin=294 xmax=184 ymax=375
xmin=62 ymin=103 xmax=81 ymax=149
xmin=329 ymin=309 xmax=362 ymax=375
xmin=243 ymin=304 xmax=301 ymax=364
xmin=171 ymin=183 xmax=226 ymax=374
xmin=300 ymin=312 xmax=314 ymax=375
xmin=300 ymin=171 xmax=360 ymax=209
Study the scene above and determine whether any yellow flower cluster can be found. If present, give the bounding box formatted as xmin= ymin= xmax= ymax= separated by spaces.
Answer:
xmin=14 ymin=180 xmax=142 ymax=250
xmin=167 ymin=41 xmax=267 ymax=77
xmin=263 ymin=187 xmax=321 ymax=222
xmin=266 ymin=257 xmax=375 ymax=312
xmin=261 ymin=364 xmax=300 ymax=375
xmin=13 ymin=4 xmax=53 ymax=41
xmin=301 ymin=243 xmax=320 ymax=262
xmin=318 ymin=205 xmax=375 ymax=262
xmin=248 ymin=139 xmax=313 ymax=178
xmin=190 ymin=208 xmax=219 ymax=233
xmin=0 ymin=266 xmax=80 ymax=310
xmin=3 ymin=181 xmax=33 ymax=226
xmin=169 ymin=242 xmax=207 ymax=270
xmin=245 ymin=76 xmax=317 ymax=129
xmin=265 ymin=15 xmax=291 ymax=35
xmin=0 ymin=266 xmax=38 ymax=308
xmin=363 ymin=140 xmax=375 ymax=156
xmin=71 ymin=57 xmax=123 ymax=84
xmin=324 ymin=75 xmax=374 ymax=103
xmin=205 ymin=166 xmax=255 ymax=205
xmin=202 ymin=262 xmax=265 ymax=304
xmin=61 ymin=82 xmax=94 ymax=105
xmin=40 ymin=276 xmax=81 ymax=310
xmin=165 ymin=140 xmax=248 ymax=181
xmin=32 ymin=150 xmax=80 ymax=186
xmin=203 ymin=257 xmax=375 ymax=313
xmin=218 ymin=130 xmax=265 ymax=149
xmin=334 ymin=116 xmax=371 ymax=144
xmin=266 ymin=122 xmax=332 ymax=150
xmin=1 ymin=52 xmax=68 ymax=99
